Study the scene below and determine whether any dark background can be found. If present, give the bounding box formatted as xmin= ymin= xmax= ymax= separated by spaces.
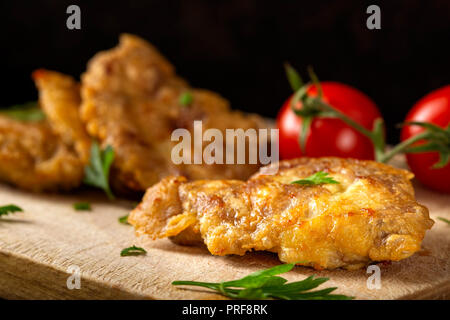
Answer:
xmin=0 ymin=0 xmax=449 ymax=143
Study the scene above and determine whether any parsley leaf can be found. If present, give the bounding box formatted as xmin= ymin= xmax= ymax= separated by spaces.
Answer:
xmin=0 ymin=204 xmax=23 ymax=217
xmin=120 ymin=246 xmax=146 ymax=257
xmin=173 ymin=263 xmax=353 ymax=300
xmin=179 ymin=92 xmax=193 ymax=106
xmin=118 ymin=214 xmax=130 ymax=225
xmin=437 ymin=217 xmax=450 ymax=225
xmin=83 ymin=142 xmax=115 ymax=199
xmin=73 ymin=202 xmax=91 ymax=211
xmin=291 ymin=171 xmax=339 ymax=186
xmin=0 ymin=102 xmax=45 ymax=122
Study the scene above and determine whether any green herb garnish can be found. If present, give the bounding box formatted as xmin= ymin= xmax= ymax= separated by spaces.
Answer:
xmin=118 ymin=214 xmax=130 ymax=225
xmin=73 ymin=202 xmax=91 ymax=211
xmin=120 ymin=245 xmax=147 ymax=257
xmin=291 ymin=171 xmax=339 ymax=186
xmin=0 ymin=204 xmax=23 ymax=217
xmin=83 ymin=142 xmax=115 ymax=199
xmin=179 ymin=92 xmax=193 ymax=106
xmin=437 ymin=217 xmax=450 ymax=225
xmin=173 ymin=263 xmax=353 ymax=300
xmin=0 ymin=102 xmax=45 ymax=122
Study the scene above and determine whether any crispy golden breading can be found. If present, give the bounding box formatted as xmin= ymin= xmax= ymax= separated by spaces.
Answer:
xmin=33 ymin=69 xmax=91 ymax=162
xmin=81 ymin=34 xmax=268 ymax=193
xmin=129 ymin=157 xmax=434 ymax=270
xmin=0 ymin=116 xmax=84 ymax=192
xmin=0 ymin=70 xmax=88 ymax=192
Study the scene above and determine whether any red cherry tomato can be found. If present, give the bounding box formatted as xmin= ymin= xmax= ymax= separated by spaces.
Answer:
xmin=401 ymin=85 xmax=450 ymax=193
xmin=276 ymin=82 xmax=382 ymax=160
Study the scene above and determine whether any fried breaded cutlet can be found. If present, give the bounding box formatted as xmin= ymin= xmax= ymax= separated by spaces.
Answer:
xmin=129 ymin=157 xmax=434 ymax=270
xmin=81 ymin=34 xmax=268 ymax=193
xmin=0 ymin=70 xmax=89 ymax=192
xmin=33 ymin=69 xmax=91 ymax=163
xmin=0 ymin=35 xmax=268 ymax=194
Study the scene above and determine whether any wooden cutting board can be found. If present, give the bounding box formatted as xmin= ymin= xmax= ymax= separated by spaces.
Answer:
xmin=0 ymin=157 xmax=449 ymax=300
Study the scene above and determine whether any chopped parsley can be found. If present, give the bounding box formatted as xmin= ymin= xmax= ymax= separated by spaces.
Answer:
xmin=291 ymin=171 xmax=339 ymax=186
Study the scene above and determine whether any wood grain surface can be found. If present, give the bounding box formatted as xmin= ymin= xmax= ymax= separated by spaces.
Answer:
xmin=0 ymin=157 xmax=449 ymax=300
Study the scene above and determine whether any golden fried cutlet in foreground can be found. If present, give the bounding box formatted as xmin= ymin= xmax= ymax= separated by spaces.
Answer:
xmin=81 ymin=34 xmax=268 ymax=193
xmin=129 ymin=157 xmax=434 ymax=270
xmin=0 ymin=70 xmax=89 ymax=192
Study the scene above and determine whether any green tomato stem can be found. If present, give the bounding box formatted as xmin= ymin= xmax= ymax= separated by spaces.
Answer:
xmin=288 ymin=69 xmax=446 ymax=168
xmin=311 ymin=98 xmax=387 ymax=161
xmin=378 ymin=131 xmax=431 ymax=163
